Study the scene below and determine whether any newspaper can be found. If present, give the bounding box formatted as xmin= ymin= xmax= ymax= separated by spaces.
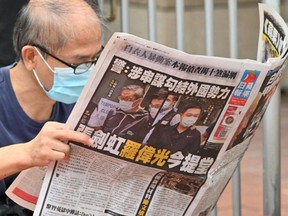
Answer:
xmin=5 ymin=4 xmax=288 ymax=216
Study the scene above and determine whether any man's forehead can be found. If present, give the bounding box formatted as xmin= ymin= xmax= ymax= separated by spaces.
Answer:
xmin=151 ymin=98 xmax=164 ymax=104
xmin=167 ymin=95 xmax=177 ymax=101
xmin=121 ymin=89 xmax=135 ymax=94
xmin=185 ymin=108 xmax=201 ymax=113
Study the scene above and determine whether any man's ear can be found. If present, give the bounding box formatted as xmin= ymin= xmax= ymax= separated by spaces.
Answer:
xmin=21 ymin=45 xmax=38 ymax=71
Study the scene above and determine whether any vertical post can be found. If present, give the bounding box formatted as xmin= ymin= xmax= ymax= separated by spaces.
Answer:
xmin=228 ymin=1 xmax=241 ymax=216
xmin=261 ymin=0 xmax=281 ymax=215
xmin=263 ymin=89 xmax=281 ymax=216
xmin=148 ymin=0 xmax=157 ymax=42
xmin=228 ymin=0 xmax=238 ymax=59
xmin=205 ymin=2 xmax=215 ymax=215
xmin=175 ymin=0 xmax=185 ymax=51
xmin=98 ymin=0 xmax=104 ymax=11
xmin=232 ymin=167 xmax=241 ymax=216
xmin=204 ymin=0 xmax=214 ymax=56
xmin=120 ymin=0 xmax=129 ymax=33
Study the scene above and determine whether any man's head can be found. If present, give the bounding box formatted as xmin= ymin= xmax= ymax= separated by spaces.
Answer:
xmin=179 ymin=103 xmax=202 ymax=128
xmin=161 ymin=94 xmax=178 ymax=111
xmin=118 ymin=84 xmax=144 ymax=112
xmin=13 ymin=0 xmax=103 ymax=104
xmin=148 ymin=89 xmax=168 ymax=118
xmin=13 ymin=0 xmax=102 ymax=58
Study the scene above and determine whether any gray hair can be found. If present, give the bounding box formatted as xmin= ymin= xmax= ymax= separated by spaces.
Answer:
xmin=122 ymin=84 xmax=145 ymax=99
xmin=13 ymin=0 xmax=103 ymax=59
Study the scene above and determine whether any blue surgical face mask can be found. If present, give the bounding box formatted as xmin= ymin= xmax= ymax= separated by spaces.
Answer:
xmin=33 ymin=47 xmax=92 ymax=104
xmin=161 ymin=101 xmax=171 ymax=110
xmin=149 ymin=106 xmax=159 ymax=118
xmin=33 ymin=67 xmax=92 ymax=104
xmin=180 ymin=116 xmax=198 ymax=128
xmin=118 ymin=100 xmax=134 ymax=111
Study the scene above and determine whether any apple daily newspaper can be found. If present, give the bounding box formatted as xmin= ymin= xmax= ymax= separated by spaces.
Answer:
xmin=6 ymin=4 xmax=288 ymax=216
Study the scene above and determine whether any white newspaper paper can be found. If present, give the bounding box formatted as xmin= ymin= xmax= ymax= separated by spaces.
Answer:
xmin=6 ymin=4 xmax=288 ymax=216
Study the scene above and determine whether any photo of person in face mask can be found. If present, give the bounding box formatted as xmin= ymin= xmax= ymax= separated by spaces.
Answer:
xmin=101 ymin=84 xmax=150 ymax=142
xmin=159 ymin=93 xmax=180 ymax=125
xmin=143 ymin=89 xmax=180 ymax=145
xmin=142 ymin=89 xmax=168 ymax=144
xmin=148 ymin=103 xmax=202 ymax=156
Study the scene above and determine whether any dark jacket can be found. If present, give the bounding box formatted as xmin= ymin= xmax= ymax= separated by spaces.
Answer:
xmin=148 ymin=124 xmax=201 ymax=156
xmin=146 ymin=109 xmax=178 ymax=144
xmin=102 ymin=108 xmax=150 ymax=143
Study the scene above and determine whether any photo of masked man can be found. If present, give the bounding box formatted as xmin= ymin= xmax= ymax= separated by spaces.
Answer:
xmin=143 ymin=89 xmax=180 ymax=144
xmin=148 ymin=103 xmax=202 ymax=156
xmin=101 ymin=84 xmax=150 ymax=143
xmin=142 ymin=89 xmax=167 ymax=144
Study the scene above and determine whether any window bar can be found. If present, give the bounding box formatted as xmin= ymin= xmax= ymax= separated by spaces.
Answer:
xmin=176 ymin=0 xmax=185 ymax=51
xmin=148 ymin=0 xmax=157 ymax=42
xmin=120 ymin=0 xmax=129 ymax=33
xmin=228 ymin=1 xmax=242 ymax=215
xmin=205 ymin=0 xmax=214 ymax=56
xmin=261 ymin=0 xmax=281 ymax=215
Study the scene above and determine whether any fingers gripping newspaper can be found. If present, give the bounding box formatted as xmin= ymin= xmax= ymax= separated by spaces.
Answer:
xmin=5 ymin=4 xmax=288 ymax=216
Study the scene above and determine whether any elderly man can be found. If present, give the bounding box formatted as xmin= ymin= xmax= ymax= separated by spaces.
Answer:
xmin=101 ymin=84 xmax=150 ymax=143
xmin=0 ymin=0 xmax=102 ymax=214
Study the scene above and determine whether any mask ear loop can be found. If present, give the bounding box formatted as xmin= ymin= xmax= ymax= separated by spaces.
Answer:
xmin=32 ymin=69 xmax=49 ymax=92
xmin=33 ymin=46 xmax=55 ymax=73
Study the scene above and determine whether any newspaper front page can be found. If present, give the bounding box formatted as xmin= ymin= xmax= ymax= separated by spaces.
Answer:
xmin=5 ymin=4 xmax=288 ymax=216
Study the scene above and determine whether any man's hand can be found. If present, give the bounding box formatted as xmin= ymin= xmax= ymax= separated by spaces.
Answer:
xmin=0 ymin=121 xmax=93 ymax=180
